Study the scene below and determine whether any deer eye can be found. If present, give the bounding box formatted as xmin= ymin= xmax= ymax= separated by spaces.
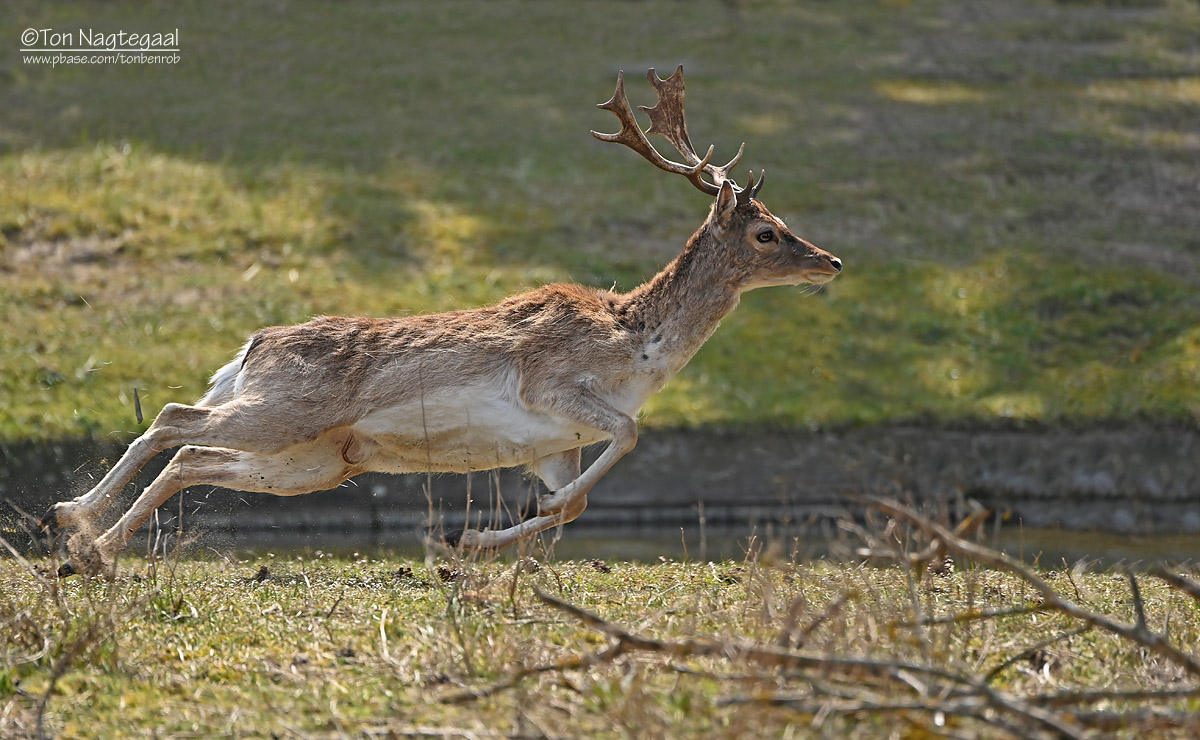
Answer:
xmin=756 ymin=230 xmax=775 ymax=244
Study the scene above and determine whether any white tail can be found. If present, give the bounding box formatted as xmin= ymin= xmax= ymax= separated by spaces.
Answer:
xmin=42 ymin=66 xmax=842 ymax=575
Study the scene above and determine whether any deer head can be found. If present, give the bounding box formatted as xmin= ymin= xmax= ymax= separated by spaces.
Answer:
xmin=592 ymin=66 xmax=842 ymax=291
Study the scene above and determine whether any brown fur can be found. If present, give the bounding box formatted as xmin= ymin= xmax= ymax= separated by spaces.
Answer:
xmin=43 ymin=73 xmax=842 ymax=571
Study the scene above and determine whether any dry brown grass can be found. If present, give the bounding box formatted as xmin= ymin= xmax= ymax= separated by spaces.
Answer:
xmin=2 ymin=503 xmax=1199 ymax=739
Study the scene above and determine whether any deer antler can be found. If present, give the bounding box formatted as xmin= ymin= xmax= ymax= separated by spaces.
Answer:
xmin=592 ymin=66 xmax=763 ymax=203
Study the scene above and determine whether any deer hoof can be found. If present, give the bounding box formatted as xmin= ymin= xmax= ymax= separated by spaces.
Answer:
xmin=66 ymin=532 xmax=112 ymax=578
xmin=57 ymin=561 xmax=77 ymax=578
xmin=39 ymin=505 xmax=61 ymax=535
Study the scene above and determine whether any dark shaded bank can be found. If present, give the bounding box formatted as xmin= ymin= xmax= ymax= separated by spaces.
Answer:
xmin=2 ymin=425 xmax=1198 ymax=554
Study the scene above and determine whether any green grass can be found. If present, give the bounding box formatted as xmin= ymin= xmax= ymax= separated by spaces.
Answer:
xmin=2 ymin=547 xmax=1199 ymax=739
xmin=2 ymin=0 xmax=1199 ymax=440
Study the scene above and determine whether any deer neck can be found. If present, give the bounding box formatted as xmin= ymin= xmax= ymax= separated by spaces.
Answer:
xmin=621 ymin=224 xmax=742 ymax=375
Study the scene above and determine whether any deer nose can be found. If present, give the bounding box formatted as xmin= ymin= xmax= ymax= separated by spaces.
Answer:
xmin=828 ymin=256 xmax=843 ymax=273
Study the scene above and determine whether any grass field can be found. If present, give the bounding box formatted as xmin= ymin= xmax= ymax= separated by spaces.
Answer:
xmin=4 ymin=4 xmax=1199 ymax=736
xmin=3 ymin=503 xmax=1200 ymax=739
xmin=1 ymin=0 xmax=1198 ymax=441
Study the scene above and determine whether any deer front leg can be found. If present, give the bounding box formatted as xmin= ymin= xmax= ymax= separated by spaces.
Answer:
xmin=530 ymin=447 xmax=582 ymax=498
xmin=456 ymin=389 xmax=636 ymax=550
xmin=527 ymin=446 xmax=587 ymax=524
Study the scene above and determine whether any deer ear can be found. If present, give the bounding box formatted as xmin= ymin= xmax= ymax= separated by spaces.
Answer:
xmin=714 ymin=179 xmax=738 ymax=230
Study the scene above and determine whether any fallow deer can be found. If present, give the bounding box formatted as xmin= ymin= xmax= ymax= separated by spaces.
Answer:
xmin=42 ymin=66 xmax=842 ymax=575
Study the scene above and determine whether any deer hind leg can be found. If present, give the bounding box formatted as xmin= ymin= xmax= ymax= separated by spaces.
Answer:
xmin=43 ymin=399 xmax=331 ymax=535
xmin=456 ymin=389 xmax=636 ymax=551
xmin=70 ymin=432 xmax=364 ymax=576
xmin=42 ymin=402 xmax=210 ymax=533
xmin=531 ymin=447 xmax=582 ymax=494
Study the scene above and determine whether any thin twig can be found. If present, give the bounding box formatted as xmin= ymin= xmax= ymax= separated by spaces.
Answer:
xmin=1030 ymin=686 xmax=1200 ymax=706
xmin=35 ymin=620 xmax=106 ymax=740
xmin=983 ymin=626 xmax=1091 ymax=684
xmin=779 ymin=590 xmax=854 ymax=649
xmin=717 ymin=693 xmax=990 ymax=717
xmin=666 ymin=662 xmax=787 ymax=683
xmin=0 ymin=534 xmax=54 ymax=593
xmin=1070 ymin=708 xmax=1200 ymax=732
xmin=1148 ymin=566 xmax=1200 ymax=605
xmin=1128 ymin=571 xmax=1148 ymax=631
xmin=529 ymin=586 xmax=963 ymax=679
xmin=892 ymin=603 xmax=1047 ymax=629
xmin=527 ymin=586 xmax=1089 ymax=740
xmin=904 ymin=566 xmax=932 ymax=665
xmin=717 ymin=693 xmax=1061 ymax=740
xmin=365 ymin=727 xmax=545 ymax=740
xmin=864 ymin=496 xmax=1200 ymax=678
xmin=443 ymin=641 xmax=626 ymax=704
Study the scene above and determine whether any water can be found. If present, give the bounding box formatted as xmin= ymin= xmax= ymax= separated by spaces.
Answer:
xmin=107 ymin=520 xmax=1200 ymax=569
xmin=4 ymin=427 xmax=1198 ymax=567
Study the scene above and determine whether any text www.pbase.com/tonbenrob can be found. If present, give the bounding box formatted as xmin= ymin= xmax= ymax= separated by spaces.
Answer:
xmin=19 ymin=26 xmax=180 ymax=67
xmin=22 ymin=51 xmax=180 ymax=67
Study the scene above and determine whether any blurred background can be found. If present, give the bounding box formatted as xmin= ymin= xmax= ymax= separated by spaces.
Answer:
xmin=1 ymin=0 xmax=1198 ymax=556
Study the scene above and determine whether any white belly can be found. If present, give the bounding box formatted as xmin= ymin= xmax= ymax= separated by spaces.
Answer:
xmin=351 ymin=385 xmax=607 ymax=474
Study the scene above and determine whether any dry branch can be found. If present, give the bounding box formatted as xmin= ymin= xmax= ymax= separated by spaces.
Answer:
xmin=892 ymin=603 xmax=1047 ymax=629
xmin=865 ymin=496 xmax=1200 ymax=679
xmin=1030 ymin=687 xmax=1200 ymax=706
xmin=367 ymin=727 xmax=546 ymax=740
xmin=1069 ymin=708 xmax=1200 ymax=733
xmin=983 ymin=626 xmax=1091 ymax=684
xmin=443 ymin=640 xmax=626 ymax=704
xmin=521 ymin=587 xmax=1089 ymax=740
xmin=1148 ymin=566 xmax=1200 ymax=605
xmin=781 ymin=588 xmax=853 ymax=649
xmin=444 ymin=501 xmax=1200 ymax=739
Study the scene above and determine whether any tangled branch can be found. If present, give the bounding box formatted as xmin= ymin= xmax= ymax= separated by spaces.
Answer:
xmin=864 ymin=496 xmax=1200 ymax=679
xmin=448 ymin=498 xmax=1200 ymax=739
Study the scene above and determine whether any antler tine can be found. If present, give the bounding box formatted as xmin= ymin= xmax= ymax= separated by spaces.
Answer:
xmin=640 ymin=66 xmax=702 ymax=163
xmin=592 ymin=71 xmax=644 ymax=147
xmin=642 ymin=66 xmax=748 ymax=190
xmin=750 ymin=168 xmax=765 ymax=197
xmin=720 ymin=141 xmax=745 ymax=175
xmin=591 ymin=67 xmax=723 ymax=196
xmin=736 ymin=169 xmax=766 ymax=206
